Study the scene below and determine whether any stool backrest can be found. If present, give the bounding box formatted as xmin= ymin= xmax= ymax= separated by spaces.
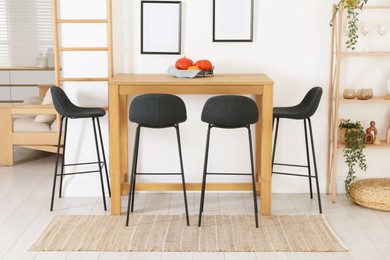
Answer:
xmin=297 ymin=87 xmax=323 ymax=119
xmin=129 ymin=94 xmax=187 ymax=127
xmin=50 ymin=86 xmax=76 ymax=118
xmin=201 ymin=95 xmax=258 ymax=127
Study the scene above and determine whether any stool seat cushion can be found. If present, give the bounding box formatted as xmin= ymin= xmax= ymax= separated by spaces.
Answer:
xmin=201 ymin=95 xmax=258 ymax=127
xmin=349 ymin=178 xmax=390 ymax=211
xmin=129 ymin=94 xmax=187 ymax=127
xmin=59 ymin=106 xmax=105 ymax=119
xmin=273 ymin=87 xmax=322 ymax=120
xmin=51 ymin=87 xmax=105 ymax=119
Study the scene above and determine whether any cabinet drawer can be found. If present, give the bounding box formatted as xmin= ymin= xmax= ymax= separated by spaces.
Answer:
xmin=0 ymin=71 xmax=10 ymax=84
xmin=10 ymin=71 xmax=55 ymax=84
xmin=10 ymin=86 xmax=39 ymax=101
xmin=0 ymin=87 xmax=11 ymax=101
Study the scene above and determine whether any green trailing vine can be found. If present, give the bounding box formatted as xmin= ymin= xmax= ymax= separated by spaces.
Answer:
xmin=330 ymin=0 xmax=368 ymax=50
xmin=345 ymin=7 xmax=359 ymax=50
xmin=339 ymin=119 xmax=367 ymax=195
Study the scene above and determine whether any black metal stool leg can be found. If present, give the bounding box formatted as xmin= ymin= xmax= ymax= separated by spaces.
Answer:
xmin=92 ymin=118 xmax=107 ymax=211
xmin=59 ymin=117 xmax=68 ymax=198
xmin=175 ymin=124 xmax=190 ymax=226
xmin=130 ymin=171 xmax=137 ymax=213
xmin=303 ymin=119 xmax=314 ymax=199
xmin=131 ymin=126 xmax=141 ymax=213
xmin=247 ymin=126 xmax=259 ymax=228
xmin=126 ymin=126 xmax=141 ymax=226
xmin=272 ymin=118 xmax=280 ymax=172
xmin=50 ymin=117 xmax=64 ymax=211
xmin=96 ymin=117 xmax=111 ymax=197
xmin=308 ymin=118 xmax=322 ymax=213
xmin=198 ymin=124 xmax=212 ymax=227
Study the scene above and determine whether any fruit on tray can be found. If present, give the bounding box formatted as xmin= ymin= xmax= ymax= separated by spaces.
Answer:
xmin=194 ymin=60 xmax=213 ymax=71
xmin=187 ymin=66 xmax=200 ymax=70
xmin=175 ymin=56 xmax=194 ymax=70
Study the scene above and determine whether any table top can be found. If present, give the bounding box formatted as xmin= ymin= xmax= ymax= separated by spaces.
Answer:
xmin=109 ymin=73 xmax=274 ymax=86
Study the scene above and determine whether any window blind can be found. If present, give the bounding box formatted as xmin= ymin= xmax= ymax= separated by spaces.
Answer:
xmin=0 ymin=0 xmax=53 ymax=67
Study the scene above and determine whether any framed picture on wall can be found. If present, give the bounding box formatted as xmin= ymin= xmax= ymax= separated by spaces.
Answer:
xmin=141 ymin=1 xmax=182 ymax=54
xmin=213 ymin=0 xmax=254 ymax=42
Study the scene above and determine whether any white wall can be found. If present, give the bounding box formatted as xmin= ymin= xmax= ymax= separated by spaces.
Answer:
xmin=59 ymin=0 xmax=390 ymax=196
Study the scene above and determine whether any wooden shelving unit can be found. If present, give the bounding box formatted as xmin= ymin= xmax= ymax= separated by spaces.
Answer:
xmin=327 ymin=4 xmax=390 ymax=202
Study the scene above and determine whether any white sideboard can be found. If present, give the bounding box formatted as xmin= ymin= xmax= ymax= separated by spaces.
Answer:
xmin=0 ymin=67 xmax=55 ymax=102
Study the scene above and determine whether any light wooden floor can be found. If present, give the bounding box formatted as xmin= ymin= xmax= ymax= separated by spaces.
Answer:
xmin=0 ymin=149 xmax=389 ymax=260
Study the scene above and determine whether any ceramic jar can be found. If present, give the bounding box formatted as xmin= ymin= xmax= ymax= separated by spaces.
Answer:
xmin=343 ymin=89 xmax=356 ymax=99
xmin=357 ymin=88 xmax=372 ymax=100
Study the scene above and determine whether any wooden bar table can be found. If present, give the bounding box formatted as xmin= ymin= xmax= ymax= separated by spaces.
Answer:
xmin=108 ymin=73 xmax=274 ymax=215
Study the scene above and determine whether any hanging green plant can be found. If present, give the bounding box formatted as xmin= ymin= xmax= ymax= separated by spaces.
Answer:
xmin=330 ymin=0 xmax=368 ymax=50
xmin=338 ymin=119 xmax=367 ymax=195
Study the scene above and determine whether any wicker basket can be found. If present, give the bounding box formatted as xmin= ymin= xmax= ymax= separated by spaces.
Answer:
xmin=349 ymin=178 xmax=390 ymax=211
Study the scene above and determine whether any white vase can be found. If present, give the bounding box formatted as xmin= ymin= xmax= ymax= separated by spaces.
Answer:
xmin=46 ymin=48 xmax=54 ymax=68
xmin=386 ymin=77 xmax=390 ymax=96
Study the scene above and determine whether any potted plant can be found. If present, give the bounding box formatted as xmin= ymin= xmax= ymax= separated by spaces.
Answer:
xmin=339 ymin=119 xmax=367 ymax=194
xmin=330 ymin=0 xmax=368 ymax=50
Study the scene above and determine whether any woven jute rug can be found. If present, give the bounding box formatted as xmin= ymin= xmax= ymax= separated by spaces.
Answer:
xmin=30 ymin=214 xmax=347 ymax=252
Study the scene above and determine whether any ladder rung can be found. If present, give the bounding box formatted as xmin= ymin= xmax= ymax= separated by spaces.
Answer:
xmin=59 ymin=78 xmax=109 ymax=82
xmin=57 ymin=19 xmax=108 ymax=24
xmin=58 ymin=47 xmax=109 ymax=52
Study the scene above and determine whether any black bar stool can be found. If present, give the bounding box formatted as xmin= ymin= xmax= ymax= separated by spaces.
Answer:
xmin=198 ymin=95 xmax=259 ymax=228
xmin=50 ymin=86 xmax=111 ymax=211
xmin=272 ymin=86 xmax=323 ymax=213
xmin=126 ymin=94 xmax=190 ymax=226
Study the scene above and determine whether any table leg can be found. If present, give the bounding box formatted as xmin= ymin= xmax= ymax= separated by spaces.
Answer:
xmin=119 ymin=95 xmax=128 ymax=184
xmin=109 ymin=85 xmax=121 ymax=215
xmin=255 ymin=98 xmax=261 ymax=190
xmin=259 ymin=86 xmax=273 ymax=215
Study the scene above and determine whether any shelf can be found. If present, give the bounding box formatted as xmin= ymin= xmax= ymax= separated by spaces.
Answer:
xmin=337 ymin=140 xmax=390 ymax=149
xmin=340 ymin=52 xmax=390 ymax=57
xmin=362 ymin=5 xmax=390 ymax=9
xmin=339 ymin=96 xmax=390 ymax=103
xmin=58 ymin=47 xmax=109 ymax=52
xmin=0 ymin=67 xmax=54 ymax=71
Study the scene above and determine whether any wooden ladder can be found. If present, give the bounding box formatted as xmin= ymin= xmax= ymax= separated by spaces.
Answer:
xmin=51 ymin=0 xmax=113 ymax=87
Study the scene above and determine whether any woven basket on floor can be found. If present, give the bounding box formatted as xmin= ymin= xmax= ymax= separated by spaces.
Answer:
xmin=349 ymin=178 xmax=390 ymax=211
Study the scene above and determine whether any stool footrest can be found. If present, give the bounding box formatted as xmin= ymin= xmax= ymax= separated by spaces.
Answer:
xmin=64 ymin=161 xmax=104 ymax=167
xmin=135 ymin=172 xmax=183 ymax=175
xmin=63 ymin=161 xmax=105 ymax=171
xmin=206 ymin=172 xmax=252 ymax=176
xmin=272 ymin=171 xmax=316 ymax=178
xmin=273 ymin=162 xmax=308 ymax=168
xmin=57 ymin=169 xmax=102 ymax=176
